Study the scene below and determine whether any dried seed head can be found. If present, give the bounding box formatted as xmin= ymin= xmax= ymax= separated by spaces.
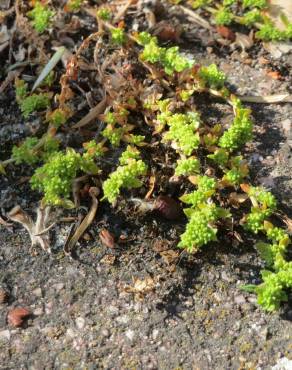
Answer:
xmin=7 ymin=307 xmax=31 ymax=327
xmin=99 ymin=229 xmax=115 ymax=249
xmin=154 ymin=195 xmax=183 ymax=220
xmin=0 ymin=289 xmax=9 ymax=304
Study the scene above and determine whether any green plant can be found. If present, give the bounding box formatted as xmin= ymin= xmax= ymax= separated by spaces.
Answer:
xmin=198 ymin=64 xmax=226 ymax=89
xmin=242 ymin=0 xmax=267 ymax=9
xmin=110 ymin=27 xmax=126 ymax=45
xmin=214 ymin=8 xmax=233 ymax=26
xmin=12 ymin=137 xmax=39 ymax=165
xmin=175 ymin=157 xmax=200 ymax=176
xmin=139 ymin=32 xmax=193 ymax=75
xmin=31 ymin=147 xmax=101 ymax=206
xmin=102 ymin=148 xmax=147 ymax=204
xmin=97 ymin=7 xmax=111 ymax=20
xmin=20 ymin=93 xmax=51 ymax=118
xmin=163 ymin=112 xmax=201 ymax=155
xmin=27 ymin=1 xmax=54 ymax=33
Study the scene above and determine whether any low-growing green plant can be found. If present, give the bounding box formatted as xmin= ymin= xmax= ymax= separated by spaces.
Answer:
xmin=102 ymin=148 xmax=147 ymax=204
xmin=27 ymin=1 xmax=54 ymax=33
xmin=5 ymin=24 xmax=291 ymax=313
xmin=20 ymin=93 xmax=51 ymax=118
xmin=31 ymin=146 xmax=101 ymax=206
xmin=97 ymin=7 xmax=111 ymax=21
xmin=110 ymin=27 xmax=126 ymax=45
xmin=172 ymin=0 xmax=292 ymax=42
xmin=138 ymin=32 xmax=193 ymax=75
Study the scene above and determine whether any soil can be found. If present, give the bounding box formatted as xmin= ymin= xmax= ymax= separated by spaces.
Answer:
xmin=0 ymin=1 xmax=292 ymax=369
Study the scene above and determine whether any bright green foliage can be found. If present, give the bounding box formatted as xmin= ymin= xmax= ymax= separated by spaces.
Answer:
xmin=12 ymin=137 xmax=39 ymax=165
xmin=27 ymin=1 xmax=54 ymax=33
xmin=248 ymin=186 xmax=277 ymax=211
xmin=180 ymin=176 xmax=216 ymax=208
xmin=191 ymin=0 xmax=213 ymax=9
xmin=97 ymin=7 xmax=111 ymax=20
xmin=178 ymin=204 xmax=229 ymax=251
xmin=256 ymin=24 xmax=285 ymax=41
xmin=198 ymin=64 xmax=226 ymax=89
xmin=266 ymin=227 xmax=287 ymax=243
xmin=119 ymin=146 xmax=141 ymax=165
xmin=219 ymin=105 xmax=253 ymax=151
xmin=208 ymin=148 xmax=229 ymax=166
xmin=102 ymin=126 xmax=124 ymax=146
xmin=125 ymin=134 xmax=145 ymax=145
xmin=163 ymin=112 xmax=200 ymax=155
xmin=139 ymin=33 xmax=193 ymax=75
xmin=223 ymin=0 xmax=236 ymax=6
xmin=245 ymin=208 xmax=266 ymax=233
xmin=223 ymin=156 xmax=249 ymax=185
xmin=110 ymin=27 xmax=126 ymax=45
xmin=242 ymin=0 xmax=267 ymax=9
xmin=214 ymin=8 xmax=233 ymax=26
xmin=175 ymin=157 xmax=200 ymax=176
xmin=102 ymin=150 xmax=147 ymax=204
xmin=20 ymin=93 xmax=51 ymax=118
xmin=162 ymin=47 xmax=193 ymax=75
xmin=242 ymin=9 xmax=262 ymax=26
xmin=31 ymin=148 xmax=99 ymax=206
xmin=245 ymin=187 xmax=277 ymax=233
xmin=135 ymin=31 xmax=155 ymax=46
xmin=254 ymin=267 xmax=292 ymax=311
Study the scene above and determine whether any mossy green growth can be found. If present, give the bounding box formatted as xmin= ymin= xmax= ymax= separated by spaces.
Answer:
xmin=97 ymin=7 xmax=111 ymax=20
xmin=27 ymin=1 xmax=54 ymax=33
xmin=110 ymin=27 xmax=126 ymax=45
xmin=20 ymin=93 xmax=51 ymax=118
xmin=175 ymin=157 xmax=200 ymax=176
xmin=102 ymin=148 xmax=147 ymax=204
xmin=214 ymin=8 xmax=233 ymax=25
xmin=242 ymin=0 xmax=267 ymax=9
xmin=198 ymin=64 xmax=226 ymax=89
xmin=219 ymin=104 xmax=253 ymax=151
xmin=178 ymin=204 xmax=229 ymax=252
xmin=12 ymin=137 xmax=39 ymax=165
xmin=31 ymin=147 xmax=100 ymax=206
xmin=191 ymin=0 xmax=213 ymax=9
xmin=163 ymin=112 xmax=201 ymax=155
xmin=139 ymin=32 xmax=193 ymax=75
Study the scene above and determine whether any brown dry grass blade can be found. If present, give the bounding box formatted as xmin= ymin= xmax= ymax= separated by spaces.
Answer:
xmin=239 ymin=94 xmax=292 ymax=103
xmin=179 ymin=5 xmax=213 ymax=31
xmin=71 ymin=96 xmax=108 ymax=129
xmin=64 ymin=187 xmax=99 ymax=255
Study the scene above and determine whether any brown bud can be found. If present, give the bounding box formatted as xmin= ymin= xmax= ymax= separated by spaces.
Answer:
xmin=154 ymin=195 xmax=183 ymax=220
xmin=0 ymin=289 xmax=9 ymax=304
xmin=99 ymin=229 xmax=115 ymax=249
xmin=216 ymin=26 xmax=235 ymax=41
xmin=8 ymin=307 xmax=31 ymax=327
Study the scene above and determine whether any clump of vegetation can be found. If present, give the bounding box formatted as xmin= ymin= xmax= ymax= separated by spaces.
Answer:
xmin=15 ymin=78 xmax=51 ymax=118
xmin=27 ymin=1 xmax=54 ymax=33
xmin=3 ymin=13 xmax=291 ymax=314
xmin=31 ymin=145 xmax=101 ymax=206
xmin=173 ymin=0 xmax=292 ymax=42
xmin=102 ymin=147 xmax=147 ymax=204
